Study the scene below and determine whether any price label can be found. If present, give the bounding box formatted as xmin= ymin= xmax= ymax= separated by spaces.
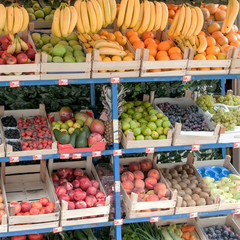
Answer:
xmin=146 ymin=147 xmax=155 ymax=154
xmin=60 ymin=153 xmax=70 ymax=159
xmin=115 ymin=181 xmax=120 ymax=192
xmin=111 ymin=77 xmax=120 ymax=83
xmin=114 ymin=219 xmax=123 ymax=226
xmin=183 ymin=75 xmax=192 ymax=82
xmin=92 ymin=151 xmax=101 ymax=157
xmin=150 ymin=217 xmax=159 ymax=222
xmin=59 ymin=78 xmax=69 ymax=85
xmin=72 ymin=153 xmax=82 ymax=159
xmin=10 ymin=156 xmax=20 ymax=163
xmin=235 ymin=209 xmax=240 ymax=215
xmin=53 ymin=226 xmax=63 ymax=233
xmin=10 ymin=81 xmax=20 ymax=88
xmin=192 ymin=144 xmax=200 ymax=151
xmin=234 ymin=142 xmax=240 ymax=148
xmin=189 ymin=212 xmax=198 ymax=218
xmin=113 ymin=149 xmax=122 ymax=156
xmin=33 ymin=154 xmax=42 ymax=160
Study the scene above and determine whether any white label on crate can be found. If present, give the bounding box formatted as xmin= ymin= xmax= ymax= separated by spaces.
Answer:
xmin=53 ymin=226 xmax=63 ymax=233
xmin=146 ymin=147 xmax=155 ymax=153
xmin=111 ymin=77 xmax=120 ymax=83
xmin=59 ymin=79 xmax=69 ymax=85
xmin=234 ymin=142 xmax=240 ymax=148
xmin=114 ymin=219 xmax=123 ymax=225
xmin=60 ymin=153 xmax=70 ymax=159
xmin=10 ymin=81 xmax=20 ymax=88
xmin=72 ymin=153 xmax=82 ymax=159
xmin=92 ymin=151 xmax=101 ymax=157
xmin=33 ymin=154 xmax=42 ymax=160
xmin=183 ymin=75 xmax=192 ymax=82
xmin=189 ymin=212 xmax=198 ymax=218
xmin=9 ymin=156 xmax=20 ymax=163
xmin=192 ymin=144 xmax=200 ymax=151
xmin=113 ymin=119 xmax=119 ymax=143
xmin=235 ymin=209 xmax=240 ymax=215
xmin=115 ymin=181 xmax=120 ymax=192
xmin=113 ymin=149 xmax=122 ymax=156
xmin=150 ymin=217 xmax=159 ymax=222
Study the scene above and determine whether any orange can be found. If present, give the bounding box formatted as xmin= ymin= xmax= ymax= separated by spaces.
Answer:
xmin=226 ymin=33 xmax=238 ymax=43
xmin=157 ymin=50 xmax=168 ymax=57
xmin=167 ymin=40 xmax=174 ymax=47
xmin=216 ymin=36 xmax=228 ymax=46
xmin=154 ymin=39 xmax=160 ymax=45
xmin=123 ymin=56 xmax=133 ymax=61
xmin=170 ymin=52 xmax=183 ymax=60
xmin=133 ymin=41 xmax=145 ymax=50
xmin=199 ymin=67 xmax=210 ymax=71
xmin=107 ymin=33 xmax=116 ymax=41
xmin=168 ymin=46 xmax=181 ymax=55
xmin=126 ymin=29 xmax=137 ymax=39
xmin=230 ymin=40 xmax=240 ymax=48
xmin=147 ymin=42 xmax=158 ymax=49
xmin=194 ymin=54 xmax=206 ymax=60
xmin=112 ymin=56 xmax=122 ymax=61
xmin=147 ymin=46 xmax=157 ymax=57
xmin=100 ymin=36 xmax=107 ymax=39
xmin=206 ymin=46 xmax=220 ymax=55
xmin=99 ymin=30 xmax=108 ymax=36
xmin=103 ymin=57 xmax=111 ymax=61
xmin=156 ymin=54 xmax=170 ymax=61
xmin=169 ymin=9 xmax=175 ymax=18
xmin=206 ymin=36 xmax=216 ymax=47
xmin=114 ymin=31 xmax=123 ymax=38
xmin=212 ymin=31 xmax=223 ymax=39
xmin=142 ymin=32 xmax=154 ymax=41
xmin=150 ymin=69 xmax=161 ymax=72
xmin=129 ymin=35 xmax=140 ymax=44
xmin=208 ymin=22 xmax=221 ymax=34
xmin=219 ymin=5 xmax=227 ymax=10
xmin=86 ymin=48 xmax=93 ymax=53
xmin=148 ymin=55 xmax=155 ymax=61
xmin=116 ymin=35 xmax=127 ymax=46
xmin=158 ymin=41 xmax=171 ymax=51
xmin=144 ymin=38 xmax=155 ymax=47
xmin=205 ymin=3 xmax=218 ymax=14
xmin=206 ymin=54 xmax=217 ymax=60
xmin=215 ymin=10 xmax=226 ymax=21
xmin=222 ymin=44 xmax=230 ymax=53
xmin=201 ymin=8 xmax=210 ymax=20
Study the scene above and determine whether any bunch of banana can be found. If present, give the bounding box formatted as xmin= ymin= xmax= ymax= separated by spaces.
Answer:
xmin=168 ymin=4 xmax=203 ymax=38
xmin=221 ymin=0 xmax=239 ymax=34
xmin=7 ymin=35 xmax=29 ymax=55
xmin=77 ymin=32 xmax=101 ymax=50
xmin=93 ymin=39 xmax=127 ymax=56
xmin=4 ymin=4 xmax=29 ymax=35
xmin=117 ymin=0 xmax=168 ymax=33
xmin=52 ymin=3 xmax=77 ymax=38
xmin=0 ymin=4 xmax=6 ymax=36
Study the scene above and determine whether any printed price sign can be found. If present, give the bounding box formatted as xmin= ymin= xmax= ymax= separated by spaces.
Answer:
xmin=92 ymin=151 xmax=101 ymax=157
xmin=114 ymin=219 xmax=123 ymax=226
xmin=192 ymin=144 xmax=200 ymax=151
xmin=10 ymin=156 xmax=20 ymax=163
xmin=146 ymin=147 xmax=155 ymax=153
xmin=72 ymin=153 xmax=82 ymax=159
xmin=235 ymin=209 xmax=240 ymax=215
xmin=150 ymin=217 xmax=159 ymax=222
xmin=60 ymin=153 xmax=70 ymax=159
xmin=189 ymin=212 xmax=198 ymax=218
xmin=234 ymin=142 xmax=240 ymax=148
xmin=111 ymin=77 xmax=120 ymax=83
xmin=53 ymin=226 xmax=63 ymax=233
xmin=183 ymin=75 xmax=192 ymax=82
xmin=59 ymin=79 xmax=69 ymax=85
xmin=33 ymin=154 xmax=42 ymax=160
xmin=10 ymin=81 xmax=20 ymax=88
xmin=113 ymin=149 xmax=122 ymax=156
xmin=115 ymin=181 xmax=120 ymax=192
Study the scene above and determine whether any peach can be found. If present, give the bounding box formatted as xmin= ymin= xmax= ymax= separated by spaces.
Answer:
xmin=121 ymin=171 xmax=134 ymax=182
xmin=45 ymin=205 xmax=54 ymax=213
xmin=128 ymin=162 xmax=141 ymax=172
xmin=133 ymin=187 xmax=145 ymax=198
xmin=215 ymin=10 xmax=226 ymax=21
xmin=145 ymin=177 xmax=157 ymax=190
xmin=133 ymin=170 xmax=144 ymax=180
xmin=154 ymin=183 xmax=167 ymax=194
xmin=226 ymin=33 xmax=238 ymax=43
xmin=201 ymin=8 xmax=210 ymax=20
xmin=158 ymin=188 xmax=167 ymax=198
xmin=140 ymin=159 xmax=152 ymax=172
xmin=216 ymin=36 xmax=228 ymax=46
xmin=146 ymin=194 xmax=159 ymax=202
xmin=21 ymin=201 xmax=32 ymax=213
xmin=10 ymin=201 xmax=21 ymax=215
xmin=39 ymin=208 xmax=46 ymax=214
xmin=32 ymin=201 xmax=42 ymax=209
xmin=120 ymin=164 xmax=124 ymax=174
xmin=208 ymin=22 xmax=221 ymax=34
xmin=122 ymin=180 xmax=134 ymax=194
xmin=30 ymin=207 xmax=40 ymax=215
xmin=134 ymin=179 xmax=145 ymax=189
xmin=205 ymin=3 xmax=219 ymax=14
xmin=23 ymin=212 xmax=30 ymax=216
xmin=39 ymin=197 xmax=49 ymax=206
xmin=147 ymin=169 xmax=160 ymax=180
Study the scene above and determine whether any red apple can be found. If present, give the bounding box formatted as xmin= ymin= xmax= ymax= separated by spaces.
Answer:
xmin=1 ymin=43 xmax=8 ymax=51
xmin=90 ymin=120 xmax=105 ymax=135
xmin=16 ymin=53 xmax=28 ymax=64
xmin=0 ymin=37 xmax=9 ymax=44
xmin=1 ymin=51 xmax=11 ymax=60
xmin=59 ymin=107 xmax=73 ymax=121
xmin=26 ymin=48 xmax=36 ymax=60
xmin=75 ymin=201 xmax=87 ymax=209
xmin=6 ymin=56 xmax=17 ymax=64
xmin=88 ymin=133 xmax=102 ymax=147
xmin=0 ymin=59 xmax=5 ymax=64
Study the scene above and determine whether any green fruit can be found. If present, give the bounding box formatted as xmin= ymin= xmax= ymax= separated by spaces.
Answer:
xmin=142 ymin=111 xmax=148 ymax=118
xmin=36 ymin=39 xmax=43 ymax=49
xmin=162 ymin=116 xmax=168 ymax=121
xmin=143 ymin=101 xmax=151 ymax=108
xmin=149 ymin=109 xmax=158 ymax=115
xmin=34 ymin=10 xmax=44 ymax=19
xmin=51 ymin=122 xmax=57 ymax=127
xmin=133 ymin=127 xmax=141 ymax=136
xmin=121 ymin=113 xmax=128 ymax=119
xmin=149 ymin=114 xmax=157 ymax=122
xmin=156 ymin=112 xmax=164 ymax=119
xmin=47 ymin=54 xmax=53 ymax=62
xmin=26 ymin=8 xmax=34 ymax=14
xmin=163 ymin=127 xmax=170 ymax=135
xmin=134 ymin=112 xmax=142 ymax=121
xmin=33 ymin=3 xmax=40 ymax=11
xmin=124 ymin=129 xmax=131 ymax=136
xmin=65 ymin=46 xmax=73 ymax=53
xmin=37 ymin=18 xmax=44 ymax=21
xmin=74 ymin=50 xmax=85 ymax=57
xmin=53 ymin=56 xmax=63 ymax=63
xmin=147 ymin=122 xmax=157 ymax=131
xmin=76 ymin=131 xmax=88 ymax=148
xmin=29 ymin=13 xmax=36 ymax=20
xmin=51 ymin=10 xmax=55 ymax=14
xmin=73 ymin=45 xmax=83 ymax=51
xmin=151 ymin=131 xmax=159 ymax=139
xmin=139 ymin=118 xmax=148 ymax=124
xmin=64 ymin=52 xmax=73 ymax=57
xmin=127 ymin=108 xmax=135 ymax=115
xmin=45 ymin=15 xmax=53 ymax=21
xmin=142 ymin=127 xmax=151 ymax=136
xmin=130 ymin=120 xmax=139 ymax=130
xmin=69 ymin=40 xmax=79 ymax=47
xmin=122 ymin=121 xmax=130 ymax=131
xmin=52 ymin=44 xmax=66 ymax=57
xmin=136 ymin=135 xmax=144 ymax=140
xmin=32 ymin=33 xmax=41 ymax=42
xmin=159 ymin=135 xmax=167 ymax=139
xmin=134 ymin=100 xmax=141 ymax=106
xmin=135 ymin=106 xmax=144 ymax=113
xmin=64 ymin=56 xmax=76 ymax=63
xmin=155 ymin=119 xmax=163 ymax=127
xmin=51 ymin=36 xmax=61 ymax=46
xmin=43 ymin=6 xmax=52 ymax=16
xmin=66 ymin=32 xmax=78 ymax=42
xmin=75 ymin=56 xmax=86 ymax=62
xmin=61 ymin=123 xmax=69 ymax=130
xmin=147 ymin=106 xmax=154 ymax=112
xmin=76 ymin=119 xmax=84 ymax=127
xmin=58 ymin=40 xmax=68 ymax=46
xmin=156 ymin=126 xmax=163 ymax=135
xmin=162 ymin=120 xmax=171 ymax=128
xmin=144 ymin=136 xmax=153 ymax=140
xmin=42 ymin=35 xmax=51 ymax=44
xmin=42 ymin=43 xmax=53 ymax=53
xmin=53 ymin=129 xmax=70 ymax=144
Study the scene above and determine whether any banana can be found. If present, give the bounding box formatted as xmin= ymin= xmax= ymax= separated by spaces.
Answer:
xmin=12 ymin=6 xmax=23 ymax=34
xmin=7 ymin=38 xmax=16 ymax=55
xmin=94 ymin=39 xmax=123 ymax=50
xmin=87 ymin=0 xmax=97 ymax=33
xmin=168 ymin=7 xmax=180 ymax=36
xmin=102 ymin=0 xmax=111 ymax=26
xmin=195 ymin=35 xmax=199 ymax=47
xmin=117 ymin=0 xmax=128 ymax=27
xmin=75 ymin=0 xmax=85 ymax=34
xmin=60 ymin=5 xmax=71 ymax=37
xmin=80 ymin=1 xmax=91 ymax=34
xmin=186 ymin=7 xmax=197 ymax=38
xmin=7 ymin=6 xmax=14 ymax=34
xmin=78 ymin=33 xmax=88 ymax=42
xmin=181 ymin=6 xmax=191 ymax=37
xmin=89 ymin=39 xmax=95 ymax=47
xmin=19 ymin=38 xmax=28 ymax=51
xmin=109 ymin=0 xmax=117 ymax=24
xmin=193 ymin=7 xmax=204 ymax=36
xmin=189 ymin=35 xmax=196 ymax=48
xmin=15 ymin=38 xmax=21 ymax=53
xmin=175 ymin=37 xmax=185 ymax=52
xmin=93 ymin=33 xmax=101 ymax=40
xmin=196 ymin=35 xmax=207 ymax=53
xmin=221 ymin=0 xmax=231 ymax=33
xmin=19 ymin=7 xmax=29 ymax=32
xmin=130 ymin=0 xmax=140 ymax=28
xmin=122 ymin=0 xmax=134 ymax=30
xmin=83 ymin=33 xmax=92 ymax=41
xmin=99 ymin=47 xmax=127 ymax=56
xmin=52 ymin=8 xmax=61 ymax=37
xmin=138 ymin=0 xmax=150 ymax=34
xmin=68 ymin=6 xmax=77 ymax=34
xmin=91 ymin=0 xmax=103 ymax=31
xmin=97 ymin=0 xmax=106 ymax=27
xmin=174 ymin=5 xmax=185 ymax=37
xmin=146 ymin=1 xmax=155 ymax=32
xmin=153 ymin=1 xmax=162 ymax=31
xmin=133 ymin=2 xmax=143 ymax=31
xmin=4 ymin=8 xmax=9 ymax=34
xmin=0 ymin=4 xmax=6 ymax=30
xmin=160 ymin=2 xmax=168 ymax=31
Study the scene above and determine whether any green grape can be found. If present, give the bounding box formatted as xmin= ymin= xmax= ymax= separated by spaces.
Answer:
xmin=197 ymin=95 xmax=216 ymax=112
xmin=216 ymin=93 xmax=240 ymax=106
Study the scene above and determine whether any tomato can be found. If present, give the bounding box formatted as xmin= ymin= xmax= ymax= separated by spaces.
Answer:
xmin=11 ymin=236 xmax=27 ymax=240
xmin=28 ymin=233 xmax=44 ymax=240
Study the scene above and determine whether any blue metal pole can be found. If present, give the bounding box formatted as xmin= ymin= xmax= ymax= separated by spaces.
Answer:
xmin=220 ymin=79 xmax=225 ymax=95
xmin=111 ymin=83 xmax=122 ymax=240
xmin=221 ymin=147 xmax=226 ymax=158
xmin=90 ymin=83 xmax=96 ymax=108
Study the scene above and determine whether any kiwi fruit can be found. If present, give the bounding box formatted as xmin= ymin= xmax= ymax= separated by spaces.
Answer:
xmin=165 ymin=180 xmax=172 ymax=187
xmin=192 ymin=179 xmax=199 ymax=185
xmin=196 ymin=198 xmax=206 ymax=206
xmin=182 ymin=164 xmax=190 ymax=170
xmin=183 ymin=194 xmax=192 ymax=201
xmin=186 ymin=199 xmax=196 ymax=207
xmin=170 ymin=169 xmax=178 ymax=175
xmin=189 ymin=183 xmax=197 ymax=189
xmin=188 ymin=175 xmax=197 ymax=181
xmin=174 ymin=176 xmax=182 ymax=183
xmin=179 ymin=182 xmax=187 ymax=189
xmin=184 ymin=188 xmax=193 ymax=196
xmin=181 ymin=174 xmax=189 ymax=180
xmin=171 ymin=179 xmax=178 ymax=185
xmin=187 ymin=168 xmax=194 ymax=174
xmin=202 ymin=187 xmax=211 ymax=194
xmin=178 ymin=190 xmax=185 ymax=197
xmin=175 ymin=165 xmax=183 ymax=172
xmin=199 ymin=192 xmax=209 ymax=199
xmin=182 ymin=200 xmax=187 ymax=207
xmin=183 ymin=179 xmax=191 ymax=185
xmin=198 ymin=182 xmax=207 ymax=188
xmin=181 ymin=170 xmax=187 ymax=175
xmin=206 ymin=197 xmax=214 ymax=205
xmin=172 ymin=184 xmax=181 ymax=191
xmin=192 ymin=193 xmax=200 ymax=201
xmin=164 ymin=173 xmax=172 ymax=180
xmin=193 ymin=187 xmax=202 ymax=194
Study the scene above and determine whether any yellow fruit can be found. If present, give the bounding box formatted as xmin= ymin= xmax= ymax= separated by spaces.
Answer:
xmin=73 ymin=123 xmax=81 ymax=128
xmin=100 ymin=35 xmax=107 ymax=39
xmin=84 ymin=43 xmax=91 ymax=48
xmin=116 ymin=35 xmax=127 ymax=46
xmin=114 ymin=31 xmax=122 ymax=38
xmin=112 ymin=55 xmax=122 ymax=61
xmin=87 ymin=48 xmax=93 ymax=52
xmin=103 ymin=57 xmax=111 ymax=61
xmin=100 ymin=30 xmax=108 ymax=36
xmin=123 ymin=55 xmax=133 ymax=60
xmin=107 ymin=33 xmax=116 ymax=41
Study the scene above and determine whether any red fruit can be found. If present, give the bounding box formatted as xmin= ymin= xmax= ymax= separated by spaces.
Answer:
xmin=128 ymin=162 xmax=141 ymax=172
xmin=88 ymin=132 xmax=103 ymax=147
xmin=147 ymin=169 xmax=160 ymax=180
xmin=80 ymin=178 xmax=92 ymax=190
xmin=32 ymin=201 xmax=42 ymax=209
xmin=9 ymin=201 xmax=21 ymax=215
xmin=30 ymin=207 xmax=40 ymax=215
xmin=57 ymin=168 xmax=68 ymax=179
xmin=27 ymin=43 xmax=32 ymax=48
xmin=6 ymin=56 xmax=17 ymax=64
xmin=16 ymin=53 xmax=28 ymax=64
xmin=67 ymin=190 xmax=75 ymax=201
xmin=68 ymin=201 xmax=75 ymax=210
xmin=67 ymin=174 xmax=75 ymax=182
xmin=85 ymin=195 xmax=97 ymax=207
xmin=59 ymin=107 xmax=73 ymax=121
xmin=91 ymin=180 xmax=100 ymax=189
xmin=75 ymin=201 xmax=87 ymax=209
xmin=59 ymin=194 xmax=70 ymax=203
xmin=52 ymin=174 xmax=59 ymax=182
xmin=39 ymin=208 xmax=46 ymax=214
xmin=39 ymin=197 xmax=49 ymax=206
xmin=74 ymin=188 xmax=82 ymax=192
xmin=59 ymin=178 xmax=68 ymax=185
xmin=0 ymin=37 xmax=9 ymax=44
xmin=154 ymin=183 xmax=167 ymax=195
xmin=62 ymin=182 xmax=73 ymax=191
xmin=65 ymin=168 xmax=73 ymax=176
xmin=140 ymin=159 xmax=153 ymax=172
xmin=86 ymin=186 xmax=97 ymax=196
xmin=95 ymin=201 xmax=105 ymax=207
xmin=1 ymin=43 xmax=8 ymax=51
xmin=133 ymin=170 xmax=144 ymax=180
xmin=122 ymin=181 xmax=134 ymax=194
xmin=56 ymin=186 xmax=67 ymax=196
xmin=145 ymin=177 xmax=157 ymax=190
xmin=53 ymin=181 xmax=59 ymax=188
xmin=26 ymin=48 xmax=36 ymax=60
xmin=121 ymin=171 xmax=134 ymax=182
xmin=90 ymin=119 xmax=105 ymax=135
xmin=21 ymin=202 xmax=31 ymax=213
xmin=96 ymin=191 xmax=106 ymax=201
xmin=28 ymin=233 xmax=44 ymax=240
xmin=158 ymin=188 xmax=167 ymax=198
xmin=45 ymin=205 xmax=54 ymax=213
xmin=133 ymin=187 xmax=145 ymax=198
xmin=134 ymin=179 xmax=145 ymax=189
xmin=11 ymin=236 xmax=26 ymax=240
xmin=74 ymin=190 xmax=86 ymax=201
xmin=74 ymin=168 xmax=84 ymax=177
xmin=146 ymin=194 xmax=159 ymax=202
xmin=1 ymin=51 xmax=11 ymax=60
xmin=47 ymin=202 xmax=55 ymax=209
xmin=72 ymin=180 xmax=80 ymax=189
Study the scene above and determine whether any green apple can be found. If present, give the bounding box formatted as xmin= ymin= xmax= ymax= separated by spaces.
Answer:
xmin=162 ymin=120 xmax=171 ymax=128
xmin=163 ymin=127 xmax=170 ymax=135
xmin=145 ymin=136 xmax=153 ymax=140
xmin=162 ymin=116 xmax=169 ymax=121
xmin=133 ymin=128 xmax=141 ymax=136
xmin=57 ymin=121 xmax=63 ymax=125
xmin=149 ymin=114 xmax=157 ymax=122
xmin=122 ymin=121 xmax=130 ymax=131
xmin=156 ymin=126 xmax=164 ymax=135
xmin=134 ymin=112 xmax=142 ymax=121
xmin=155 ymin=119 xmax=163 ymax=127
xmin=151 ymin=131 xmax=159 ymax=139
xmin=147 ymin=122 xmax=157 ymax=131
xmin=149 ymin=109 xmax=158 ymax=115
xmin=135 ymin=106 xmax=144 ymax=113
xmin=142 ymin=127 xmax=152 ymax=136
xmin=142 ymin=111 xmax=148 ymax=118
xmin=61 ymin=123 xmax=69 ymax=130
xmin=143 ymin=101 xmax=151 ymax=108
xmin=156 ymin=112 xmax=164 ymax=119
xmin=130 ymin=120 xmax=139 ymax=130
xmin=136 ymin=135 xmax=144 ymax=140
xmin=159 ymin=135 xmax=167 ymax=139
xmin=139 ymin=118 xmax=148 ymax=124
xmin=51 ymin=121 xmax=57 ymax=127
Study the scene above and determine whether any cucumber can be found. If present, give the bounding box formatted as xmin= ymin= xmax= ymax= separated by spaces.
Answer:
xmin=161 ymin=228 xmax=173 ymax=240
xmin=167 ymin=228 xmax=182 ymax=240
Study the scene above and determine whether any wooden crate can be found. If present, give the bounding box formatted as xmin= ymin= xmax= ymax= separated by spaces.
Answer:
xmin=48 ymin=157 xmax=110 ymax=226
xmin=153 ymin=94 xmax=220 ymax=146
xmin=0 ymin=120 xmax=5 ymax=158
xmin=195 ymin=155 xmax=240 ymax=210
xmin=31 ymin=20 xmax=52 ymax=29
xmin=230 ymin=47 xmax=240 ymax=74
xmin=0 ymin=171 xmax=8 ymax=232
xmin=0 ymin=31 xmax=40 ymax=81
xmin=0 ymin=104 xmax=57 ymax=157
xmin=117 ymin=155 xmax=177 ymax=218
xmin=196 ymin=214 xmax=240 ymax=240
xmin=1 ymin=160 xmax=60 ymax=231
xmin=157 ymin=154 xmax=220 ymax=214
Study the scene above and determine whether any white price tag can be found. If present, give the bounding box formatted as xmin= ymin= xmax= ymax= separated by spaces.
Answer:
xmin=10 ymin=81 xmax=20 ymax=88
xmin=234 ymin=142 xmax=240 ymax=148
xmin=114 ymin=219 xmax=123 ymax=225
xmin=72 ymin=153 xmax=82 ymax=159
xmin=53 ymin=226 xmax=63 ymax=233
xmin=60 ymin=153 xmax=70 ymax=159
xmin=146 ymin=147 xmax=155 ymax=153
xmin=150 ymin=217 xmax=159 ymax=222
xmin=33 ymin=154 xmax=42 ymax=160
xmin=183 ymin=75 xmax=192 ymax=82
xmin=115 ymin=181 xmax=120 ymax=192
xmin=192 ymin=144 xmax=200 ymax=151
xmin=189 ymin=212 xmax=198 ymax=218
xmin=10 ymin=156 xmax=20 ymax=163
xmin=92 ymin=151 xmax=101 ymax=157
xmin=111 ymin=77 xmax=120 ymax=83
xmin=235 ymin=209 xmax=240 ymax=215
xmin=113 ymin=149 xmax=122 ymax=156
xmin=59 ymin=79 xmax=69 ymax=85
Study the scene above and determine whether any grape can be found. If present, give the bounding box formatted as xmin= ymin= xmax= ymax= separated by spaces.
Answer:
xmin=196 ymin=95 xmax=216 ymax=112
xmin=217 ymin=93 xmax=240 ymax=106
